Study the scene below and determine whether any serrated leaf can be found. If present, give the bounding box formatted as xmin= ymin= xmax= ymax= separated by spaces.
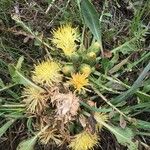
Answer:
xmin=0 ymin=119 xmax=15 ymax=137
xmin=17 ymin=136 xmax=38 ymax=150
xmin=80 ymin=0 xmax=101 ymax=44
xmin=94 ymin=114 xmax=138 ymax=150
xmin=112 ymin=127 xmax=138 ymax=150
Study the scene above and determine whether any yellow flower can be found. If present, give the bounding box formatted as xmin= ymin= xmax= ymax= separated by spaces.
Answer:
xmin=94 ymin=112 xmax=109 ymax=131
xmin=69 ymin=131 xmax=99 ymax=150
xmin=52 ymin=24 xmax=78 ymax=56
xmin=22 ymin=86 xmax=48 ymax=114
xmin=32 ymin=59 xmax=62 ymax=86
xmin=69 ymin=73 xmax=89 ymax=93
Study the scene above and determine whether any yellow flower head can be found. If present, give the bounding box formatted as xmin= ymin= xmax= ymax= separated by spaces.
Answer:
xmin=69 ymin=131 xmax=99 ymax=150
xmin=94 ymin=112 xmax=109 ymax=131
xmin=52 ymin=24 xmax=78 ymax=56
xmin=22 ymin=86 xmax=48 ymax=114
xmin=69 ymin=73 xmax=89 ymax=93
xmin=32 ymin=59 xmax=62 ymax=86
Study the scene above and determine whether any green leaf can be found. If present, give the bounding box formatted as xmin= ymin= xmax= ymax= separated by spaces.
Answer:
xmin=94 ymin=114 xmax=138 ymax=150
xmin=109 ymin=56 xmax=130 ymax=74
xmin=0 ymin=119 xmax=15 ymax=137
xmin=80 ymin=0 xmax=102 ymax=47
xmin=101 ymin=58 xmax=112 ymax=74
xmin=112 ymin=127 xmax=138 ymax=150
xmin=143 ymin=79 xmax=150 ymax=93
xmin=16 ymin=56 xmax=24 ymax=70
xmin=8 ymin=58 xmax=43 ymax=91
xmin=47 ymin=0 xmax=53 ymax=4
xmin=17 ymin=136 xmax=38 ymax=150
xmin=8 ymin=65 xmax=29 ymax=86
xmin=17 ymin=125 xmax=49 ymax=150
xmin=111 ymin=29 xmax=148 ymax=54
xmin=112 ymin=62 xmax=150 ymax=103
xmin=135 ymin=119 xmax=150 ymax=130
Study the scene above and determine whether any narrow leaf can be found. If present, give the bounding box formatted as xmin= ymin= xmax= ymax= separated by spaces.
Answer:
xmin=0 ymin=119 xmax=15 ymax=137
xmin=16 ymin=56 xmax=24 ymax=70
xmin=112 ymin=62 xmax=150 ymax=103
xmin=17 ymin=136 xmax=38 ymax=150
xmin=109 ymin=56 xmax=130 ymax=74
xmin=136 ymin=119 xmax=150 ymax=130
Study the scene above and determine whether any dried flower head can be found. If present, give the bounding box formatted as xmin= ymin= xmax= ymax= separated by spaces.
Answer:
xmin=94 ymin=112 xmax=109 ymax=131
xmin=32 ymin=59 xmax=62 ymax=86
xmin=52 ymin=24 xmax=78 ymax=56
xmin=69 ymin=73 xmax=89 ymax=93
xmin=22 ymin=86 xmax=48 ymax=114
xmin=39 ymin=127 xmax=62 ymax=145
xmin=69 ymin=130 xmax=99 ymax=150
xmin=51 ymin=91 xmax=79 ymax=123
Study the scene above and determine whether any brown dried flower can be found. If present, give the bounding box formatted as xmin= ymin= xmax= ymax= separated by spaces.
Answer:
xmin=51 ymin=91 xmax=79 ymax=123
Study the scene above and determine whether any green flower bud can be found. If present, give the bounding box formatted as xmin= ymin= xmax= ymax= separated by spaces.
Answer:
xmin=88 ymin=42 xmax=100 ymax=54
xmin=80 ymin=64 xmax=92 ymax=76
xmin=62 ymin=64 xmax=74 ymax=75
xmin=86 ymin=52 xmax=96 ymax=59
xmin=71 ymin=53 xmax=81 ymax=63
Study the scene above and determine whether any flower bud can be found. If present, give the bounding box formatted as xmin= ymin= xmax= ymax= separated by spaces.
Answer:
xmin=88 ymin=42 xmax=100 ymax=54
xmin=80 ymin=64 xmax=92 ymax=76
xmin=62 ymin=64 xmax=74 ymax=75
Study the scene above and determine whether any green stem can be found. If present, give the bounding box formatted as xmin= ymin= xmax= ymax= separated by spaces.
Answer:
xmin=92 ymin=87 xmax=131 ymax=121
xmin=79 ymin=100 xmax=112 ymax=113
xmin=101 ymin=74 xmax=150 ymax=98
xmin=0 ymin=104 xmax=25 ymax=108
xmin=0 ymin=84 xmax=17 ymax=92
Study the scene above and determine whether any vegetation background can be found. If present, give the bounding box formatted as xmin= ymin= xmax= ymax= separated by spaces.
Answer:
xmin=0 ymin=0 xmax=150 ymax=150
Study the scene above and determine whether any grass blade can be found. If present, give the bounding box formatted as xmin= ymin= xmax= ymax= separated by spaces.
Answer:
xmin=0 ymin=119 xmax=15 ymax=137
xmin=112 ymin=62 xmax=150 ymax=103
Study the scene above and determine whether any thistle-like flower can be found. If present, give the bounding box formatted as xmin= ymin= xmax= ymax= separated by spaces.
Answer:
xmin=22 ymin=86 xmax=48 ymax=114
xmin=69 ymin=73 xmax=89 ymax=93
xmin=32 ymin=59 xmax=62 ymax=86
xmin=52 ymin=24 xmax=78 ymax=56
xmin=69 ymin=130 xmax=99 ymax=150
xmin=94 ymin=112 xmax=109 ymax=131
